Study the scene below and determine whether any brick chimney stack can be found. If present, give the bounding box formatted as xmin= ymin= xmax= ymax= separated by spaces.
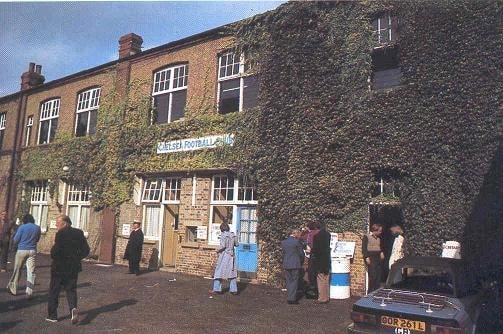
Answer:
xmin=118 ymin=33 xmax=143 ymax=59
xmin=21 ymin=62 xmax=45 ymax=90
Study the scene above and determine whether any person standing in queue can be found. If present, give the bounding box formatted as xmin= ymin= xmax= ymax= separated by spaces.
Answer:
xmin=281 ymin=228 xmax=304 ymax=304
xmin=311 ymin=222 xmax=331 ymax=303
xmin=362 ymin=223 xmax=385 ymax=293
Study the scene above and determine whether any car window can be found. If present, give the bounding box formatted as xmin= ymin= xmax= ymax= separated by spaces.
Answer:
xmin=388 ymin=267 xmax=455 ymax=296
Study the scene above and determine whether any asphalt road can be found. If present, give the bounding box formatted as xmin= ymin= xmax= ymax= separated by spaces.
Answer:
xmin=0 ymin=254 xmax=355 ymax=334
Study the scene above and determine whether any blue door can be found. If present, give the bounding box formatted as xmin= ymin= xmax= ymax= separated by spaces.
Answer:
xmin=236 ymin=207 xmax=258 ymax=273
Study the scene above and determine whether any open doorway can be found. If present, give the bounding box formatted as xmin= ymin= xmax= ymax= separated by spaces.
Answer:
xmin=369 ymin=203 xmax=403 ymax=283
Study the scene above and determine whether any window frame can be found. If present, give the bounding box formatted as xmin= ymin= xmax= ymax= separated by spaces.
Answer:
xmin=30 ymin=181 xmax=49 ymax=229
xmin=75 ymin=87 xmax=101 ymax=136
xmin=38 ymin=98 xmax=60 ymax=145
xmin=25 ymin=115 xmax=33 ymax=147
xmin=373 ymin=12 xmax=398 ymax=47
xmin=209 ymin=174 xmax=257 ymax=244
xmin=217 ymin=52 xmax=258 ymax=114
xmin=141 ymin=177 xmax=182 ymax=240
xmin=0 ymin=112 xmax=6 ymax=150
xmin=66 ymin=184 xmax=91 ymax=232
xmin=151 ymin=63 xmax=188 ymax=124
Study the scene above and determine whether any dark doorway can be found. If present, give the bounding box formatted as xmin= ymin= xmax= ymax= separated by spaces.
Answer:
xmin=369 ymin=203 xmax=403 ymax=283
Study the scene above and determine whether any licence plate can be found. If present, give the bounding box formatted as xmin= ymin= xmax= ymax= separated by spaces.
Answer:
xmin=381 ymin=316 xmax=426 ymax=333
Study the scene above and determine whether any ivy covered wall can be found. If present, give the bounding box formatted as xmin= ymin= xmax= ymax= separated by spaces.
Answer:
xmin=233 ymin=0 xmax=502 ymax=288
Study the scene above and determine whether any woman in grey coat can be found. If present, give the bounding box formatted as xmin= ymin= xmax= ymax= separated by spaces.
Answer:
xmin=210 ymin=222 xmax=238 ymax=294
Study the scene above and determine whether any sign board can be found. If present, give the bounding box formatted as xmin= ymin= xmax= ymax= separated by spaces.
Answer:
xmin=196 ymin=226 xmax=208 ymax=240
xmin=157 ymin=133 xmax=234 ymax=154
xmin=332 ymin=241 xmax=356 ymax=258
xmin=122 ymin=224 xmax=131 ymax=237
xmin=49 ymin=220 xmax=57 ymax=229
xmin=330 ymin=233 xmax=339 ymax=252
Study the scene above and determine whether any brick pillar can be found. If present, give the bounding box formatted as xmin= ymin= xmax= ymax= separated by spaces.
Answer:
xmin=118 ymin=33 xmax=143 ymax=59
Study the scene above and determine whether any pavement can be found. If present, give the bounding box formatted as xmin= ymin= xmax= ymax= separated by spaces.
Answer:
xmin=0 ymin=254 xmax=355 ymax=334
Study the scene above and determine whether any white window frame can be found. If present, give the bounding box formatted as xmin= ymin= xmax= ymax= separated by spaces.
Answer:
xmin=141 ymin=178 xmax=182 ymax=240
xmin=0 ymin=112 xmax=6 ymax=130
xmin=30 ymin=181 xmax=49 ymax=229
xmin=0 ymin=112 xmax=6 ymax=150
xmin=152 ymin=64 xmax=188 ymax=123
xmin=209 ymin=175 xmax=257 ymax=244
xmin=38 ymin=98 xmax=60 ymax=145
xmin=25 ymin=116 xmax=33 ymax=147
xmin=374 ymin=13 xmax=395 ymax=46
xmin=217 ymin=52 xmax=247 ymax=113
xmin=75 ymin=87 xmax=100 ymax=136
xmin=66 ymin=184 xmax=91 ymax=232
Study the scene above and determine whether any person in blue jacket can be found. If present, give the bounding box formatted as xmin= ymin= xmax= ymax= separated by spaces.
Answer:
xmin=6 ymin=213 xmax=41 ymax=296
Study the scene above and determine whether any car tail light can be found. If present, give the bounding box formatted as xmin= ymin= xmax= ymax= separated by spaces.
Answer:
xmin=430 ymin=324 xmax=464 ymax=334
xmin=350 ymin=311 xmax=377 ymax=325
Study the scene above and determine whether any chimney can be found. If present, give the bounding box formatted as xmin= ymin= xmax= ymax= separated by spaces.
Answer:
xmin=118 ymin=33 xmax=143 ymax=59
xmin=21 ymin=62 xmax=45 ymax=90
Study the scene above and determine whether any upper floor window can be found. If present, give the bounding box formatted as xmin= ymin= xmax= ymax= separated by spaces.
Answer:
xmin=152 ymin=64 xmax=188 ymax=124
xmin=38 ymin=99 xmax=60 ymax=145
xmin=25 ymin=116 xmax=33 ymax=147
xmin=372 ymin=169 xmax=400 ymax=198
xmin=76 ymin=87 xmax=100 ymax=137
xmin=371 ymin=13 xmax=401 ymax=90
xmin=0 ymin=112 xmax=6 ymax=150
xmin=218 ymin=52 xmax=259 ymax=114
xmin=372 ymin=13 xmax=399 ymax=47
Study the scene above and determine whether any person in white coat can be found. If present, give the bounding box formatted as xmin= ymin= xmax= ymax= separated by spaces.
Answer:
xmin=388 ymin=224 xmax=404 ymax=269
xmin=210 ymin=222 xmax=238 ymax=295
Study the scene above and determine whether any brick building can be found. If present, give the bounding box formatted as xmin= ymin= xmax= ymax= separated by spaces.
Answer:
xmin=4 ymin=2 xmax=495 ymax=298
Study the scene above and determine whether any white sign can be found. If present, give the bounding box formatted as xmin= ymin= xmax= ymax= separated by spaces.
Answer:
xmin=122 ymin=224 xmax=131 ymax=237
xmin=49 ymin=220 xmax=57 ymax=229
xmin=330 ymin=233 xmax=339 ymax=253
xmin=333 ymin=241 xmax=356 ymax=258
xmin=157 ymin=133 xmax=234 ymax=154
xmin=196 ymin=226 xmax=208 ymax=240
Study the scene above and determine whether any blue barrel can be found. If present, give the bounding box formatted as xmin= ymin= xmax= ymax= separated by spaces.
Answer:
xmin=330 ymin=257 xmax=350 ymax=299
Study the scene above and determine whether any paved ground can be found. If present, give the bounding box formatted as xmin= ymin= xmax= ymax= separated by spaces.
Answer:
xmin=0 ymin=254 xmax=355 ymax=334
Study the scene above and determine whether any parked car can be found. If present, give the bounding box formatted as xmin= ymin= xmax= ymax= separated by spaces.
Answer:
xmin=348 ymin=256 xmax=490 ymax=334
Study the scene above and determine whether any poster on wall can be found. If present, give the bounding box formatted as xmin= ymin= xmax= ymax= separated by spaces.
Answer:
xmin=122 ymin=224 xmax=131 ymax=237
xmin=197 ymin=226 xmax=207 ymax=240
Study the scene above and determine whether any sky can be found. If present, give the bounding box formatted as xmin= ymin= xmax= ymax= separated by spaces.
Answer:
xmin=0 ymin=1 xmax=284 ymax=97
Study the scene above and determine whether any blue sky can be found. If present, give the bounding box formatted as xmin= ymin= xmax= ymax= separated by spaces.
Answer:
xmin=0 ymin=1 xmax=284 ymax=96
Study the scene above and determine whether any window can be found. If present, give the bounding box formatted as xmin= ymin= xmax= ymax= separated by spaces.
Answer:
xmin=30 ymin=181 xmax=49 ymax=230
xmin=371 ymin=13 xmax=401 ymax=90
xmin=38 ymin=99 xmax=59 ymax=144
xmin=75 ymin=88 xmax=100 ymax=137
xmin=0 ymin=112 xmax=6 ymax=150
xmin=152 ymin=64 xmax=188 ymax=124
xmin=218 ymin=52 xmax=259 ymax=114
xmin=25 ymin=116 xmax=33 ymax=147
xmin=209 ymin=175 xmax=257 ymax=243
xmin=372 ymin=169 xmax=400 ymax=197
xmin=66 ymin=184 xmax=91 ymax=232
xmin=141 ymin=178 xmax=182 ymax=239
xmin=372 ymin=13 xmax=399 ymax=46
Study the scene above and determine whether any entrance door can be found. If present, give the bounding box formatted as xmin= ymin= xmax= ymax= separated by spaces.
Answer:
xmin=236 ymin=207 xmax=258 ymax=275
xmin=162 ymin=204 xmax=179 ymax=267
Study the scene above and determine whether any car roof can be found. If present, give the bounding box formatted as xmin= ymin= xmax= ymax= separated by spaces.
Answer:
xmin=393 ymin=256 xmax=464 ymax=269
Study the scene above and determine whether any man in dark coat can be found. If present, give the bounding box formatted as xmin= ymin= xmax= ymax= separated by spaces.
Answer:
xmin=124 ymin=220 xmax=144 ymax=275
xmin=281 ymin=228 xmax=304 ymax=304
xmin=311 ymin=222 xmax=331 ymax=303
xmin=46 ymin=215 xmax=90 ymax=324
